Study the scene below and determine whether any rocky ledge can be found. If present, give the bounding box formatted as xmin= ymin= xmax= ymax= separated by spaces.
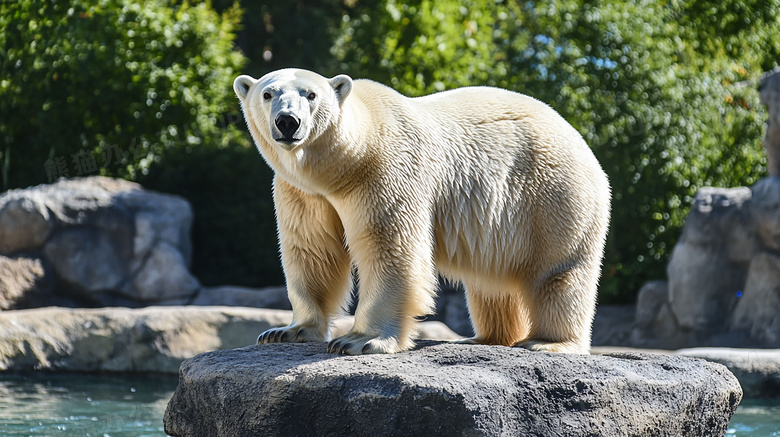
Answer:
xmin=164 ymin=342 xmax=742 ymax=437
xmin=0 ymin=306 xmax=459 ymax=374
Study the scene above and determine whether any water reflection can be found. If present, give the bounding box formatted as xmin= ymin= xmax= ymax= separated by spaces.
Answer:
xmin=0 ymin=373 xmax=177 ymax=437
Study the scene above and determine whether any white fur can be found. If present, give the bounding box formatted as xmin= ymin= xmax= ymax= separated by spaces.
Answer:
xmin=235 ymin=69 xmax=611 ymax=354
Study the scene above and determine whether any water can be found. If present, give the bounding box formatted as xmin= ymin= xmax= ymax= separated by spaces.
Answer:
xmin=0 ymin=373 xmax=177 ymax=437
xmin=0 ymin=373 xmax=777 ymax=436
xmin=729 ymin=398 xmax=780 ymax=436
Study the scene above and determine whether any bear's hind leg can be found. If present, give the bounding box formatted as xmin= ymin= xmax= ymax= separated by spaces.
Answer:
xmin=459 ymin=285 xmax=529 ymax=347
xmin=515 ymin=264 xmax=598 ymax=354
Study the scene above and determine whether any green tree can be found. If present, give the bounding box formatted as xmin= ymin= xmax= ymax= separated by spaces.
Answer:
xmin=0 ymin=0 xmax=244 ymax=190
xmin=210 ymin=0 xmax=346 ymax=77
xmin=333 ymin=0 xmax=521 ymax=95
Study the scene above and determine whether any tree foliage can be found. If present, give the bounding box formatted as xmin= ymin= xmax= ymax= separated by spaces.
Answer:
xmin=0 ymin=0 xmax=244 ymax=190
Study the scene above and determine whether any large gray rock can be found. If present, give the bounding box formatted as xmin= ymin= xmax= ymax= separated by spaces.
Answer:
xmin=164 ymin=343 xmax=742 ymax=437
xmin=0 ymin=176 xmax=197 ymax=306
xmin=667 ymin=187 xmax=754 ymax=332
xmin=731 ymin=252 xmax=780 ymax=346
xmin=628 ymin=72 xmax=780 ymax=348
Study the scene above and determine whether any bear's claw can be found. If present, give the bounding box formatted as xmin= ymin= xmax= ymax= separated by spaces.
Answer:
xmin=257 ymin=325 xmax=324 ymax=345
xmin=327 ymin=332 xmax=404 ymax=355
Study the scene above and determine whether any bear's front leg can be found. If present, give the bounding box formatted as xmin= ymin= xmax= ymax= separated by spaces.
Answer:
xmin=327 ymin=200 xmax=438 ymax=355
xmin=257 ymin=177 xmax=352 ymax=345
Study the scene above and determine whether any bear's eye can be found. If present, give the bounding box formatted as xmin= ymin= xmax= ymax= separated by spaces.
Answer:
xmin=307 ymin=92 xmax=317 ymax=101
xmin=263 ymin=92 xmax=272 ymax=100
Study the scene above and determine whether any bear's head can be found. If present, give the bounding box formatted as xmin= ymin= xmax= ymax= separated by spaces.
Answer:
xmin=233 ymin=69 xmax=353 ymax=151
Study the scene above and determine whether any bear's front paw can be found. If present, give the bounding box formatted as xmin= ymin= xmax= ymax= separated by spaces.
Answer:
xmin=327 ymin=332 xmax=405 ymax=355
xmin=257 ymin=325 xmax=325 ymax=345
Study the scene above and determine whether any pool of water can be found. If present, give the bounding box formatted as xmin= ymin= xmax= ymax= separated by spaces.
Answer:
xmin=0 ymin=373 xmax=777 ymax=436
xmin=729 ymin=398 xmax=780 ymax=436
xmin=0 ymin=373 xmax=177 ymax=437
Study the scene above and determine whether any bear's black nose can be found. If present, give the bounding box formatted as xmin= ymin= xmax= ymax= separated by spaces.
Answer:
xmin=275 ymin=114 xmax=300 ymax=139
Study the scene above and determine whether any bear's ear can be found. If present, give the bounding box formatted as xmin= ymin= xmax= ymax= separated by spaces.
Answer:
xmin=233 ymin=75 xmax=257 ymax=100
xmin=329 ymin=74 xmax=353 ymax=105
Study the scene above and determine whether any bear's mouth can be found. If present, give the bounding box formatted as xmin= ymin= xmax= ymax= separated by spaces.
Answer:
xmin=272 ymin=136 xmax=302 ymax=150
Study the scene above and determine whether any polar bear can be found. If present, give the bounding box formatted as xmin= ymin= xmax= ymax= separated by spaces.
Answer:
xmin=233 ymin=68 xmax=610 ymax=355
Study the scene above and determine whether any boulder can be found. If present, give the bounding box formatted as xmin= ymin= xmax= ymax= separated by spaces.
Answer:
xmin=731 ymin=252 xmax=780 ymax=347
xmin=630 ymin=71 xmax=780 ymax=349
xmin=0 ymin=177 xmax=197 ymax=306
xmin=667 ymin=187 xmax=754 ymax=332
xmin=164 ymin=342 xmax=742 ymax=437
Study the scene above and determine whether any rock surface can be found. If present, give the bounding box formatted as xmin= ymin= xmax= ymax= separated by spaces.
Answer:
xmin=164 ymin=342 xmax=742 ymax=437
xmin=0 ymin=307 xmax=461 ymax=374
